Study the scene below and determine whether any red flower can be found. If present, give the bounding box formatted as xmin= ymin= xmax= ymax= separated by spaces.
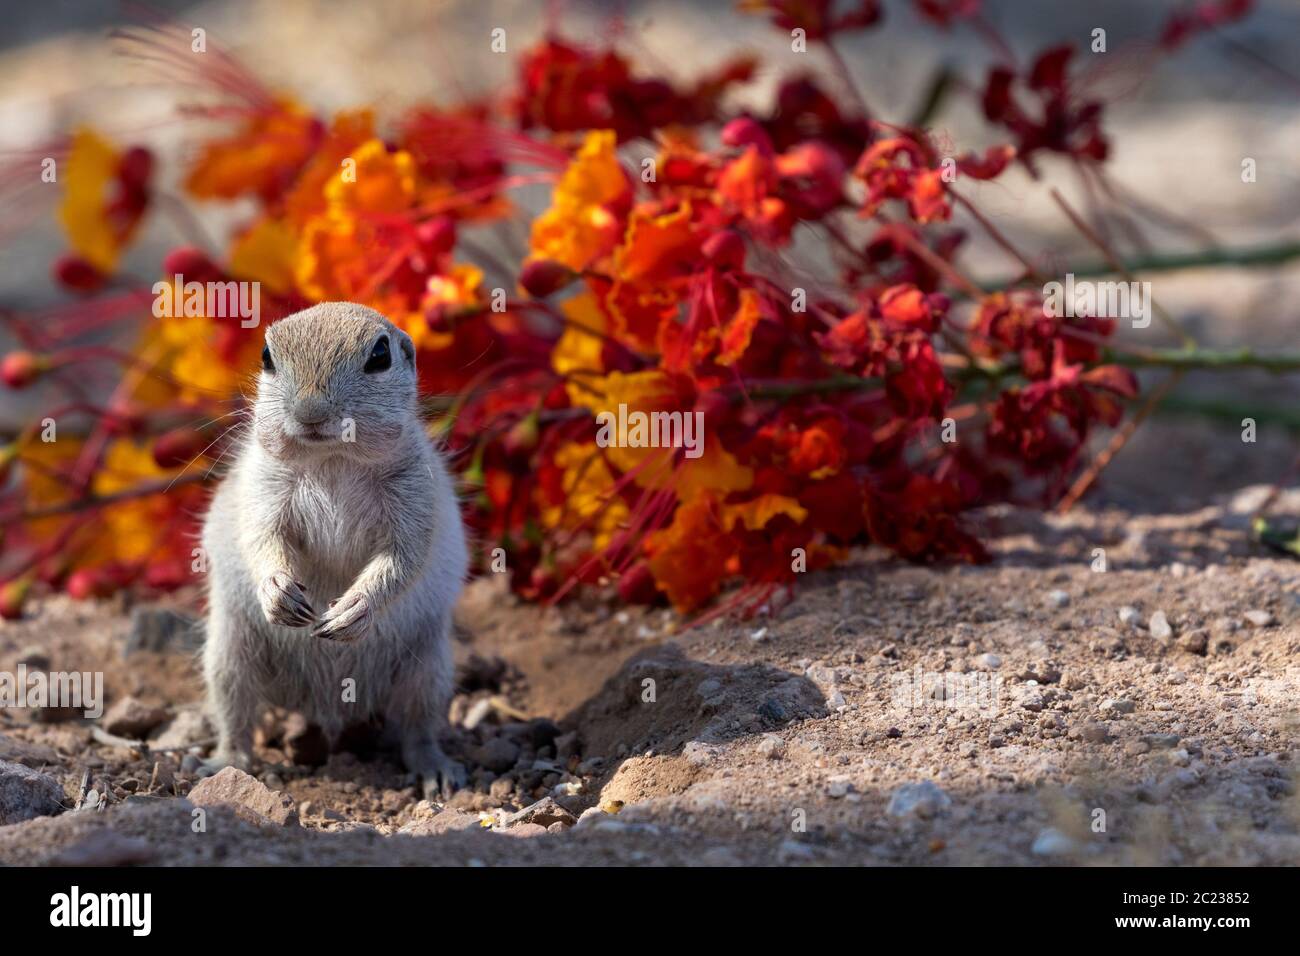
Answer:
xmin=982 ymin=45 xmax=1108 ymax=173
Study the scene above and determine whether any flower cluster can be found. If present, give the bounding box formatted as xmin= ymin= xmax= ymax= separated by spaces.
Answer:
xmin=0 ymin=2 xmax=1236 ymax=618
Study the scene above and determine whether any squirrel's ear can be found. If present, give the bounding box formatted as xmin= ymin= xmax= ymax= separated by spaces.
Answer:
xmin=397 ymin=330 xmax=416 ymax=370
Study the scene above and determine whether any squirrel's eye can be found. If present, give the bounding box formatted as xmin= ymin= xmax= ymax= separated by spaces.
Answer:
xmin=364 ymin=335 xmax=391 ymax=373
xmin=261 ymin=345 xmax=275 ymax=373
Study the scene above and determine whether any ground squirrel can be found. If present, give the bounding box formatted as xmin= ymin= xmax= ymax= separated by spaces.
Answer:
xmin=200 ymin=302 xmax=468 ymax=798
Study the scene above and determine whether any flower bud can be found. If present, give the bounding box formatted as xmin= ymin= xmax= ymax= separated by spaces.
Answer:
xmin=53 ymin=254 xmax=107 ymax=293
xmin=0 ymin=577 xmax=32 ymax=621
xmin=117 ymin=146 xmax=154 ymax=193
xmin=519 ymin=258 xmax=577 ymax=298
xmin=66 ymin=568 xmax=114 ymax=600
xmin=721 ymin=117 xmax=773 ymax=155
xmin=1 ymin=351 xmax=47 ymax=389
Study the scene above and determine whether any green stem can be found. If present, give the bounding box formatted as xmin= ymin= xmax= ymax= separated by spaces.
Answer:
xmin=1105 ymin=346 xmax=1300 ymax=374
xmin=1156 ymin=395 xmax=1300 ymax=433
xmin=979 ymin=239 xmax=1300 ymax=292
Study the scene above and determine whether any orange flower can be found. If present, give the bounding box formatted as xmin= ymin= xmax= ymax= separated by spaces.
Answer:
xmin=229 ymin=217 xmax=297 ymax=296
xmin=538 ymin=441 xmax=629 ymax=551
xmin=284 ymin=109 xmax=376 ymax=223
xmin=529 ymin=130 xmax=629 ymax=271
xmin=716 ymin=287 xmax=763 ymax=366
xmin=645 ymin=496 xmax=732 ymax=611
xmin=58 ymin=128 xmax=151 ymax=273
xmin=295 ymin=211 xmax=376 ymax=301
xmin=605 ymin=202 xmax=702 ymax=353
xmin=720 ymin=493 xmax=807 ymax=531
xmin=323 ymin=139 xmax=417 ymax=214
xmin=186 ymin=97 xmax=320 ymax=202
xmin=550 ymin=291 xmax=608 ymax=406
xmin=90 ymin=440 xmax=182 ymax=564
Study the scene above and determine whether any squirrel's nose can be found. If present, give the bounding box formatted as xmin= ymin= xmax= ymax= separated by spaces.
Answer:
xmin=292 ymin=397 xmax=331 ymax=427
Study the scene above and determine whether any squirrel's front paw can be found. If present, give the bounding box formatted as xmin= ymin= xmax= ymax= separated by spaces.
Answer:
xmin=259 ymin=571 xmax=316 ymax=628
xmin=312 ymin=592 xmax=372 ymax=643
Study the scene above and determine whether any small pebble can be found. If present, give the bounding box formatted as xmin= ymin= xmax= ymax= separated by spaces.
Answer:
xmin=1244 ymin=610 xmax=1274 ymax=628
xmin=1148 ymin=611 xmax=1173 ymax=642
xmin=1045 ymin=590 xmax=1070 ymax=609
xmin=1031 ymin=827 xmax=1077 ymax=856
xmin=1118 ymin=606 xmax=1142 ymax=628
xmin=885 ymin=781 xmax=951 ymax=819
xmin=1080 ymin=722 xmax=1110 ymax=744
xmin=973 ymin=653 xmax=1001 ymax=671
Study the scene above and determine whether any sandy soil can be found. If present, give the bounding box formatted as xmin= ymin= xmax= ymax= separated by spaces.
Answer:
xmin=1 ymin=463 xmax=1297 ymax=866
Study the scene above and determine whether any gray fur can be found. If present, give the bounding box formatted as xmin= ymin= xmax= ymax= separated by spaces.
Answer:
xmin=200 ymin=302 xmax=468 ymax=798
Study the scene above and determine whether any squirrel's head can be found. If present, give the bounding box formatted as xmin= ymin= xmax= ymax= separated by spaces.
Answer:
xmin=253 ymin=302 xmax=419 ymax=465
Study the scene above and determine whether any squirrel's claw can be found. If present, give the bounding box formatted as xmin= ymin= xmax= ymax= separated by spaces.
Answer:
xmin=313 ymin=592 xmax=372 ymax=643
xmin=259 ymin=571 xmax=316 ymax=628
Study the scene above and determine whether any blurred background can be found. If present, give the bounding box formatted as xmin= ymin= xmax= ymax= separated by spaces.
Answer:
xmin=2 ymin=0 xmax=1298 ymax=510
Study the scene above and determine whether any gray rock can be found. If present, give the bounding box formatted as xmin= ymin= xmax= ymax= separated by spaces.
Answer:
xmin=0 ymin=760 xmax=64 ymax=824
xmin=1177 ymin=629 xmax=1208 ymax=655
xmin=102 ymin=697 xmax=170 ymax=738
xmin=1031 ymin=827 xmax=1077 ymax=856
xmin=0 ymin=733 xmax=60 ymax=769
xmin=494 ymin=822 xmax=548 ymax=838
xmin=1148 ymin=611 xmax=1173 ymax=642
xmin=1017 ymin=690 xmax=1045 ymax=712
xmin=124 ymin=606 xmax=201 ymax=656
xmin=149 ymin=760 xmax=175 ymax=793
xmin=1080 ymin=722 xmax=1111 ymax=743
xmin=149 ymin=708 xmax=212 ymax=750
xmin=471 ymin=736 xmax=521 ymax=774
xmin=1101 ymin=698 xmax=1136 ymax=715
xmin=399 ymin=807 xmax=482 ymax=836
xmin=1118 ymin=606 xmax=1142 ymax=628
xmin=885 ymin=781 xmax=951 ymax=819
xmin=504 ymin=796 xmax=576 ymax=829
xmin=188 ymin=766 xmax=298 ymax=827
xmin=1045 ymin=590 xmax=1071 ymax=609
xmin=1142 ymin=733 xmax=1181 ymax=750
xmin=682 ymin=740 xmax=719 ymax=768
xmin=757 ymin=734 xmax=785 ymax=759
xmin=575 ymin=806 xmax=606 ymax=828
xmin=1244 ymin=609 xmax=1275 ymax=628
xmin=973 ymin=653 xmax=1002 ymax=671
